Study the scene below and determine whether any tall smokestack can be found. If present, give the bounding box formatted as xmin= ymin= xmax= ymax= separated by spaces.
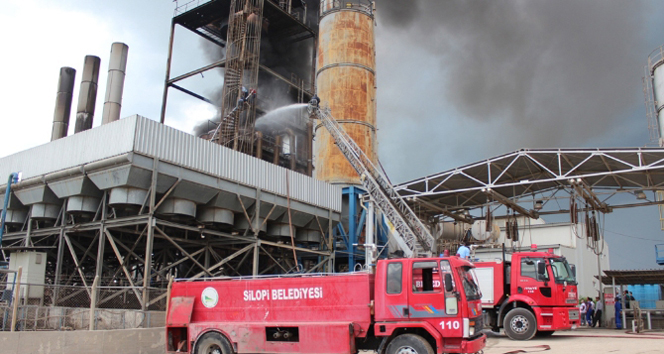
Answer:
xmin=74 ymin=55 xmax=101 ymax=133
xmin=101 ymin=42 xmax=129 ymax=125
xmin=314 ymin=1 xmax=377 ymax=185
xmin=51 ymin=67 xmax=76 ymax=141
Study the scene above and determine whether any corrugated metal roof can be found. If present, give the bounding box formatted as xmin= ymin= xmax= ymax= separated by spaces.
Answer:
xmin=600 ymin=270 xmax=664 ymax=285
xmin=0 ymin=115 xmax=341 ymax=212
xmin=396 ymin=148 xmax=664 ymax=218
xmin=0 ymin=118 xmax=136 ymax=181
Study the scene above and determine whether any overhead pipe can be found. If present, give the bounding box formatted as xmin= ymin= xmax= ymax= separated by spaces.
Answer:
xmin=51 ymin=67 xmax=76 ymax=141
xmin=74 ymin=55 xmax=101 ymax=132
xmin=101 ymin=42 xmax=129 ymax=125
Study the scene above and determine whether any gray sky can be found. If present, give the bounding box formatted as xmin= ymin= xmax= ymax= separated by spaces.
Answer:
xmin=1 ymin=0 xmax=663 ymax=270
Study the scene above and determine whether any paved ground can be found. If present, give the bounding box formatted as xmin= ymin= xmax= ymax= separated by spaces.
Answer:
xmin=483 ymin=328 xmax=664 ymax=354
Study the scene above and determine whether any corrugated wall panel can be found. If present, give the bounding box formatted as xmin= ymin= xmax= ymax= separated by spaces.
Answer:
xmin=132 ymin=117 xmax=341 ymax=212
xmin=0 ymin=116 xmax=138 ymax=182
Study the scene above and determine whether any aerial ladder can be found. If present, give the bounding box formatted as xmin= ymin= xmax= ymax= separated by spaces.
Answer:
xmin=308 ymin=99 xmax=435 ymax=258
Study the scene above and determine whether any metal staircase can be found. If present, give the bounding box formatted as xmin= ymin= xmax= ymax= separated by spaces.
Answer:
xmin=310 ymin=104 xmax=434 ymax=257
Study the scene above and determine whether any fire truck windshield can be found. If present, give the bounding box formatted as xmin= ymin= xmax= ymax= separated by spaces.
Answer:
xmin=458 ymin=266 xmax=482 ymax=300
xmin=549 ymin=258 xmax=577 ymax=284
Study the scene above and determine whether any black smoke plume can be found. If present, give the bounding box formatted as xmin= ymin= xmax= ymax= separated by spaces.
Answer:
xmin=376 ymin=0 xmax=659 ymax=181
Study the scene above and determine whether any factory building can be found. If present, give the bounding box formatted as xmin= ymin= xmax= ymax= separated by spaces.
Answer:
xmin=0 ymin=0 xmax=382 ymax=319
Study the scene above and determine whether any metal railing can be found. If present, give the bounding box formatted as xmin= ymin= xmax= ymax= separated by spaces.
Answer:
xmin=0 ymin=280 xmax=166 ymax=331
xmin=320 ymin=0 xmax=373 ymax=17
xmin=173 ymin=0 xmax=215 ymax=16
xmin=647 ymin=44 xmax=664 ymax=74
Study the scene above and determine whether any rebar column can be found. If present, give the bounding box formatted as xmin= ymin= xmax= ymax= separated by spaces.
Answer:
xmin=218 ymin=0 xmax=264 ymax=154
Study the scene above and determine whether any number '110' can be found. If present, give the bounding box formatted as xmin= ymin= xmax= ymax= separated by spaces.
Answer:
xmin=439 ymin=320 xmax=460 ymax=330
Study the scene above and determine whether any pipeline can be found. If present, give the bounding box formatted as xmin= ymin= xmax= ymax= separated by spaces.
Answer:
xmin=0 ymin=172 xmax=20 ymax=259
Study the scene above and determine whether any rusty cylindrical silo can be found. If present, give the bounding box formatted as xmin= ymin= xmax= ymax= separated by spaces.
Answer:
xmin=51 ymin=67 xmax=77 ymax=141
xmin=101 ymin=42 xmax=129 ymax=125
xmin=314 ymin=1 xmax=377 ymax=185
xmin=75 ymin=55 xmax=101 ymax=133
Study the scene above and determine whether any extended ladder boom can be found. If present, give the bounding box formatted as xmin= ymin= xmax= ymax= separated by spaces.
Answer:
xmin=310 ymin=105 xmax=434 ymax=257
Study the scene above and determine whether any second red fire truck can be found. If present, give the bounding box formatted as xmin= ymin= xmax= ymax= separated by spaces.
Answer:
xmin=474 ymin=249 xmax=580 ymax=340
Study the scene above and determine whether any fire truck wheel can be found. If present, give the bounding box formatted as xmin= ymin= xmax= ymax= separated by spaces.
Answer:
xmin=386 ymin=334 xmax=434 ymax=354
xmin=194 ymin=332 xmax=233 ymax=354
xmin=503 ymin=308 xmax=537 ymax=341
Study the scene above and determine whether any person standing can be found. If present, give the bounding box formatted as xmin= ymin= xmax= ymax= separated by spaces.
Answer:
xmin=456 ymin=242 xmax=470 ymax=260
xmin=592 ymin=296 xmax=603 ymax=328
xmin=624 ymin=290 xmax=633 ymax=309
xmin=586 ymin=298 xmax=594 ymax=327
xmin=615 ymin=293 xmax=623 ymax=329
xmin=579 ymin=300 xmax=587 ymax=326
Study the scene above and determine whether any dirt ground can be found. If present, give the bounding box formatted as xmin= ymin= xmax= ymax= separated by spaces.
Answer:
xmin=483 ymin=328 xmax=664 ymax=354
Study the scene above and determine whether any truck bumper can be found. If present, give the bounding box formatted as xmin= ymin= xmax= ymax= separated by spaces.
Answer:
xmin=441 ymin=333 xmax=486 ymax=354
xmin=534 ymin=306 xmax=580 ymax=331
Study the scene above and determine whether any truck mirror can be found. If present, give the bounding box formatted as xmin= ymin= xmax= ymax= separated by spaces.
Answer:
xmin=537 ymin=262 xmax=546 ymax=276
xmin=570 ymin=264 xmax=576 ymax=277
xmin=444 ymin=273 xmax=454 ymax=293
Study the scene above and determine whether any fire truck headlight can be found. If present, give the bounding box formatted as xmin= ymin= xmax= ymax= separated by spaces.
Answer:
xmin=463 ymin=318 xmax=470 ymax=338
xmin=469 ymin=320 xmax=476 ymax=336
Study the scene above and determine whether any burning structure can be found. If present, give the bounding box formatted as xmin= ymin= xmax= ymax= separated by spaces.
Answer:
xmin=0 ymin=0 xmax=383 ymax=324
xmin=162 ymin=0 xmax=319 ymax=175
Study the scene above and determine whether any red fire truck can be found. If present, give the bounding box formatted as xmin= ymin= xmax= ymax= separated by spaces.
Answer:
xmin=474 ymin=251 xmax=580 ymax=340
xmin=166 ymin=257 xmax=486 ymax=354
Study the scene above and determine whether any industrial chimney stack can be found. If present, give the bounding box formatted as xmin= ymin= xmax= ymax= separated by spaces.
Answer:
xmin=314 ymin=1 xmax=378 ymax=185
xmin=74 ymin=55 xmax=101 ymax=133
xmin=51 ymin=67 xmax=77 ymax=141
xmin=101 ymin=42 xmax=129 ymax=125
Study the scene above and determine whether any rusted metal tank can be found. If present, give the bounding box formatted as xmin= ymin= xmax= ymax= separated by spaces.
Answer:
xmin=314 ymin=1 xmax=376 ymax=185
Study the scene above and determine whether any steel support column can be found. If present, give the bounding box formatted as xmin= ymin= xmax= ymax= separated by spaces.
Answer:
xmin=160 ymin=20 xmax=176 ymax=124
xmin=52 ymin=228 xmax=65 ymax=303
xmin=142 ymin=217 xmax=154 ymax=311
xmin=252 ymin=240 xmax=260 ymax=277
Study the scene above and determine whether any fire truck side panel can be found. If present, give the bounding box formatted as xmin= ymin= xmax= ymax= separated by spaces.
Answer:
xmin=167 ymin=296 xmax=195 ymax=327
xmin=187 ymin=322 xmax=354 ymax=354
xmin=170 ymin=274 xmax=373 ymax=331
xmin=473 ymin=262 xmax=505 ymax=308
